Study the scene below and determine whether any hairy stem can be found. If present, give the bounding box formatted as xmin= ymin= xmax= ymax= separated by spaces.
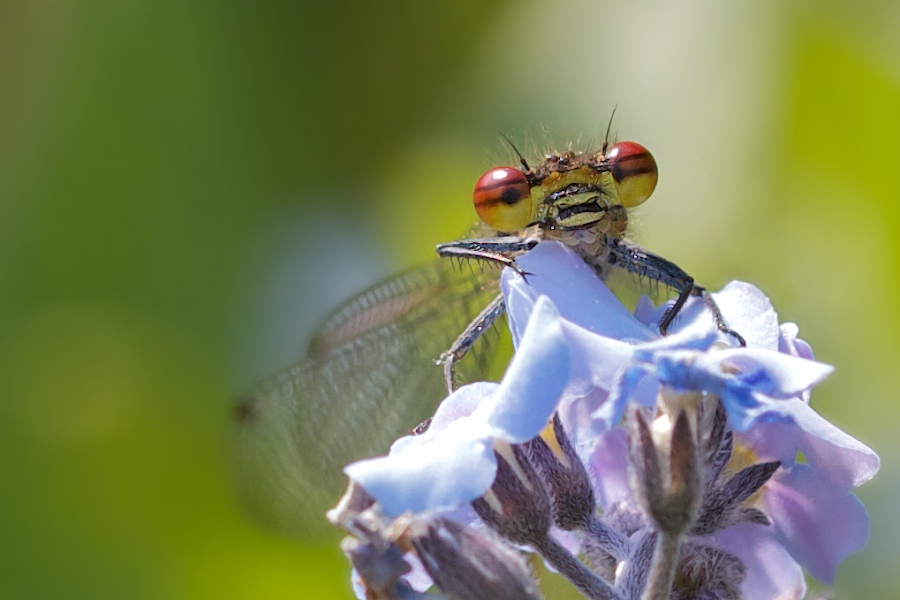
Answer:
xmin=584 ymin=514 xmax=630 ymax=561
xmin=641 ymin=530 xmax=680 ymax=600
xmin=534 ymin=535 xmax=621 ymax=600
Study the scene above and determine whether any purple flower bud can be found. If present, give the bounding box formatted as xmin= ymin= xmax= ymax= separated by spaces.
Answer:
xmin=524 ymin=413 xmax=629 ymax=561
xmin=472 ymin=443 xmax=553 ymax=546
xmin=409 ymin=517 xmax=542 ymax=600
xmin=627 ymin=408 xmax=701 ymax=536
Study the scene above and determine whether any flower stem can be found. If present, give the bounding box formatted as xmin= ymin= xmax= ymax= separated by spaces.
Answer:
xmin=641 ymin=530 xmax=680 ymax=600
xmin=585 ymin=514 xmax=630 ymax=561
xmin=534 ymin=535 xmax=621 ymax=600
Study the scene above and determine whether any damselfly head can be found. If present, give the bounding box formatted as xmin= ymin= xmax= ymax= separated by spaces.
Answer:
xmin=472 ymin=141 xmax=658 ymax=234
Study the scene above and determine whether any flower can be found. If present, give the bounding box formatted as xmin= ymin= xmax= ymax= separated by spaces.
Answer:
xmin=510 ymin=242 xmax=879 ymax=593
xmin=334 ymin=240 xmax=878 ymax=600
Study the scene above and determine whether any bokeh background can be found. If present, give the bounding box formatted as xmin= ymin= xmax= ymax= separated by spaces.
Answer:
xmin=1 ymin=0 xmax=897 ymax=597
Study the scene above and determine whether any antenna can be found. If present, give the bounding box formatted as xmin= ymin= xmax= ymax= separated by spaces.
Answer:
xmin=499 ymin=133 xmax=531 ymax=172
xmin=602 ymin=105 xmax=618 ymax=154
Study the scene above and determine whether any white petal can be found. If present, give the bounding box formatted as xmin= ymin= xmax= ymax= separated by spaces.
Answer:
xmin=713 ymin=281 xmax=781 ymax=350
xmin=345 ymin=417 xmax=497 ymax=515
xmin=390 ymin=382 xmax=498 ymax=454
xmin=475 ymin=295 xmax=570 ymax=442
xmin=713 ymin=348 xmax=834 ymax=395
xmin=502 ymin=241 xmax=655 ymax=346
xmin=773 ymin=399 xmax=879 ymax=488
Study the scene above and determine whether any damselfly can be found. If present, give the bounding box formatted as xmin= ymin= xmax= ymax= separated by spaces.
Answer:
xmin=234 ymin=136 xmax=741 ymax=539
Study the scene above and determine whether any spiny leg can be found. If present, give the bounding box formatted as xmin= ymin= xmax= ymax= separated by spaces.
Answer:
xmin=607 ymin=239 xmax=745 ymax=345
xmin=441 ymin=292 xmax=506 ymax=392
xmin=436 ymin=236 xmax=538 ymax=277
xmin=413 ymin=293 xmax=506 ymax=435
xmin=434 ymin=235 xmax=537 ymax=389
xmin=690 ymin=285 xmax=746 ymax=346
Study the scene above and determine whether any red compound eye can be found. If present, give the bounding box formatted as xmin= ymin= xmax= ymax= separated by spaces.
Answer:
xmin=472 ymin=167 xmax=532 ymax=232
xmin=605 ymin=141 xmax=658 ymax=208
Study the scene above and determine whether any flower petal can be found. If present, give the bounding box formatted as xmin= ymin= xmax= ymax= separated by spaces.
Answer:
xmin=345 ymin=415 xmax=498 ymax=516
xmin=428 ymin=381 xmax=498 ymax=430
xmin=765 ymin=464 xmax=871 ymax=583
xmin=598 ymin=365 xmax=658 ymax=425
xmin=559 ymin=320 xmax=636 ymax=391
xmin=502 ymin=241 xmax=655 ymax=346
xmin=587 ymin=427 xmax=632 ymax=510
xmin=474 ymin=295 xmax=570 ymax=442
xmin=709 ymin=348 xmax=833 ymax=398
xmin=778 ymin=323 xmax=815 ymax=363
xmin=713 ymin=524 xmax=806 ymax=600
xmin=391 ymin=382 xmax=499 ymax=454
xmin=712 ymin=281 xmax=781 ymax=350
xmin=739 ymin=399 xmax=879 ymax=487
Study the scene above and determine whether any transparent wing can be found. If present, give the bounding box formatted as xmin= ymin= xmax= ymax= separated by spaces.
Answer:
xmin=234 ymin=257 xmax=503 ymax=539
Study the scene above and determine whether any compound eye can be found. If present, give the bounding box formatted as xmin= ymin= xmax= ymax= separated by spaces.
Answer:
xmin=605 ymin=141 xmax=658 ymax=208
xmin=473 ymin=167 xmax=532 ymax=232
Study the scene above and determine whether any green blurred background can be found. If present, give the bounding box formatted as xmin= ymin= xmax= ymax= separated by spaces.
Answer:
xmin=1 ymin=0 xmax=897 ymax=597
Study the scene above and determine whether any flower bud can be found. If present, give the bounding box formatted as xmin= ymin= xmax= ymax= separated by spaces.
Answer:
xmin=409 ymin=517 xmax=542 ymax=600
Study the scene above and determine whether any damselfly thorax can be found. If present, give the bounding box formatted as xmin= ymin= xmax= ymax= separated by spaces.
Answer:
xmin=234 ymin=139 xmax=741 ymax=540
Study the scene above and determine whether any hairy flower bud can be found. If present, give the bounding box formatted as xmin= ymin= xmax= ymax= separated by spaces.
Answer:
xmin=409 ymin=517 xmax=542 ymax=600
xmin=472 ymin=442 xmax=553 ymax=546
xmin=628 ymin=408 xmax=701 ymax=536
xmin=525 ymin=413 xmax=629 ymax=562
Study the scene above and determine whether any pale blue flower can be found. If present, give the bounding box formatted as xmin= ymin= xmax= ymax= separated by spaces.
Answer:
xmin=340 ymin=240 xmax=878 ymax=599
xmin=503 ymin=241 xmax=877 ymax=591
